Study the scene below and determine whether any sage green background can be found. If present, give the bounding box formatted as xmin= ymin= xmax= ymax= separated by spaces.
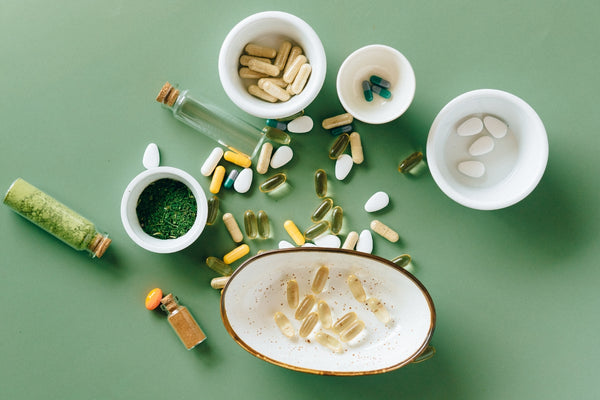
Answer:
xmin=1 ymin=1 xmax=598 ymax=399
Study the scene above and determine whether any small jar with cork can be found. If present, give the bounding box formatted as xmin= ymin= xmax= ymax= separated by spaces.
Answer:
xmin=160 ymin=293 xmax=207 ymax=350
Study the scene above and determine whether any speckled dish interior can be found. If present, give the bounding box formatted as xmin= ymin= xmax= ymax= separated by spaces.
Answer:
xmin=220 ymin=248 xmax=435 ymax=375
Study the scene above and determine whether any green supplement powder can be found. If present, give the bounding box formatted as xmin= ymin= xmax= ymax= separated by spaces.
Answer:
xmin=136 ymin=178 xmax=197 ymax=239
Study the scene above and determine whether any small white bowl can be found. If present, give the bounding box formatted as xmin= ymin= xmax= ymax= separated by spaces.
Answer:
xmin=218 ymin=11 xmax=327 ymax=119
xmin=427 ymin=89 xmax=548 ymax=210
xmin=336 ymin=44 xmax=416 ymax=124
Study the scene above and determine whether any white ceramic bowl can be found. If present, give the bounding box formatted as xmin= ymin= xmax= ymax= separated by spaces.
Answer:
xmin=120 ymin=166 xmax=208 ymax=253
xmin=218 ymin=11 xmax=326 ymax=119
xmin=427 ymin=89 xmax=548 ymax=210
xmin=221 ymin=248 xmax=436 ymax=375
xmin=336 ymin=44 xmax=416 ymax=124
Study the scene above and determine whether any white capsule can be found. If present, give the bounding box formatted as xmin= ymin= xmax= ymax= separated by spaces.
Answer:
xmin=201 ymin=147 xmax=224 ymax=176
xmin=335 ymin=154 xmax=353 ymax=180
xmin=356 ymin=230 xmax=373 ymax=253
xmin=270 ymin=145 xmax=293 ymax=169
xmin=142 ymin=143 xmax=160 ymax=169
xmin=278 ymin=240 xmax=296 ymax=249
xmin=286 ymin=115 xmax=313 ymax=133
xmin=457 ymin=117 xmax=484 ymax=136
xmin=364 ymin=191 xmax=389 ymax=212
xmin=458 ymin=160 xmax=485 ymax=178
xmin=483 ymin=115 xmax=508 ymax=139
xmin=469 ymin=135 xmax=495 ymax=156
xmin=313 ymin=234 xmax=341 ymax=248
xmin=233 ymin=167 xmax=253 ymax=193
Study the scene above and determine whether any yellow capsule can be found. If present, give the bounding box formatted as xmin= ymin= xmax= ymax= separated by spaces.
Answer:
xmin=274 ymin=312 xmax=295 ymax=338
xmin=299 ymin=312 xmax=319 ymax=338
xmin=339 ymin=319 xmax=365 ymax=342
xmin=311 ymin=265 xmax=329 ymax=294
xmin=206 ymin=196 xmax=219 ymax=225
xmin=257 ymin=210 xmax=270 ymax=239
xmin=291 ymin=63 xmax=311 ymax=94
xmin=283 ymin=54 xmax=307 ymax=83
xmin=367 ymin=297 xmax=391 ymax=324
xmin=222 ymin=212 xmax=243 ymax=243
xmin=332 ymin=311 xmax=358 ymax=334
xmin=245 ymin=43 xmax=277 ymax=58
xmin=398 ymin=151 xmax=424 ymax=174
xmin=256 ymin=142 xmax=273 ymax=174
xmin=243 ymin=210 xmax=258 ymax=239
xmin=322 ymin=112 xmax=353 ymax=130
xmin=247 ymin=58 xmax=280 ymax=77
xmin=239 ymin=54 xmax=271 ymax=66
xmin=223 ymin=244 xmax=250 ymax=264
xmin=259 ymin=172 xmax=287 ymax=192
xmin=209 ymin=165 xmax=226 ymax=194
xmin=370 ymin=220 xmax=399 ymax=243
xmin=205 ymin=256 xmax=233 ymax=276
xmin=330 ymin=206 xmax=343 ymax=235
xmin=347 ymin=274 xmax=366 ymax=302
xmin=314 ymin=169 xmax=327 ymax=198
xmin=145 ymin=288 xmax=163 ymax=310
xmin=224 ymin=151 xmax=252 ymax=168
xmin=311 ymin=198 xmax=333 ymax=222
xmin=262 ymin=126 xmax=291 ymax=145
xmin=210 ymin=276 xmax=230 ymax=289
xmin=349 ymin=132 xmax=364 ymax=164
xmin=304 ymin=220 xmax=330 ymax=240
xmin=329 ymin=133 xmax=350 ymax=159
xmin=294 ymin=294 xmax=316 ymax=320
xmin=392 ymin=254 xmax=412 ymax=269
xmin=342 ymin=231 xmax=359 ymax=250
xmin=317 ymin=300 xmax=332 ymax=329
xmin=248 ymin=84 xmax=277 ymax=103
xmin=273 ymin=40 xmax=292 ymax=70
xmin=287 ymin=279 xmax=299 ymax=309
xmin=315 ymin=332 xmax=343 ymax=352
xmin=284 ymin=220 xmax=305 ymax=246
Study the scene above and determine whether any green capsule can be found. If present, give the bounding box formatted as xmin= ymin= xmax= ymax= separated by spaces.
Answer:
xmin=259 ymin=172 xmax=287 ymax=193
xmin=257 ymin=210 xmax=270 ymax=239
xmin=314 ymin=169 xmax=327 ymax=198
xmin=330 ymin=124 xmax=353 ymax=136
xmin=330 ymin=206 xmax=343 ymax=235
xmin=206 ymin=196 xmax=219 ymax=225
xmin=262 ymin=126 xmax=291 ymax=145
xmin=311 ymin=198 xmax=333 ymax=222
xmin=371 ymin=84 xmax=391 ymax=99
xmin=362 ymin=80 xmax=373 ymax=102
xmin=328 ymin=133 xmax=350 ymax=160
xmin=398 ymin=151 xmax=425 ymax=174
xmin=370 ymin=75 xmax=391 ymax=89
xmin=205 ymin=256 xmax=233 ymax=276
xmin=304 ymin=220 xmax=330 ymax=240
xmin=243 ymin=210 xmax=258 ymax=239
xmin=391 ymin=254 xmax=412 ymax=268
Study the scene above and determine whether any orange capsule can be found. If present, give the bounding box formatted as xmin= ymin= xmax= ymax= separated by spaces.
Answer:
xmin=145 ymin=288 xmax=163 ymax=310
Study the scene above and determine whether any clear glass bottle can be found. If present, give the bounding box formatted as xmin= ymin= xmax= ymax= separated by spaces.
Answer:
xmin=3 ymin=178 xmax=111 ymax=258
xmin=160 ymin=293 xmax=207 ymax=350
xmin=156 ymin=82 xmax=266 ymax=159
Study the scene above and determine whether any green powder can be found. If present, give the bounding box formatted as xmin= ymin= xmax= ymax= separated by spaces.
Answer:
xmin=136 ymin=178 xmax=197 ymax=239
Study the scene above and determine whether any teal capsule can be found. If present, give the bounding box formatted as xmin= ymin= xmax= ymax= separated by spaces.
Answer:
xmin=257 ymin=210 xmax=270 ymax=239
xmin=398 ymin=151 xmax=424 ymax=174
xmin=330 ymin=124 xmax=353 ymax=136
xmin=330 ymin=206 xmax=343 ymax=235
xmin=259 ymin=172 xmax=287 ymax=192
xmin=206 ymin=196 xmax=219 ymax=225
xmin=304 ymin=220 xmax=331 ymax=240
xmin=266 ymin=119 xmax=288 ymax=131
xmin=362 ymin=81 xmax=373 ymax=102
xmin=370 ymin=75 xmax=391 ymax=89
xmin=243 ymin=210 xmax=258 ymax=239
xmin=262 ymin=126 xmax=291 ymax=144
xmin=311 ymin=198 xmax=333 ymax=222
xmin=223 ymin=169 xmax=239 ymax=189
xmin=206 ymin=256 xmax=233 ymax=276
xmin=371 ymin=84 xmax=391 ymax=99
xmin=314 ymin=169 xmax=327 ymax=198
xmin=329 ymin=133 xmax=350 ymax=160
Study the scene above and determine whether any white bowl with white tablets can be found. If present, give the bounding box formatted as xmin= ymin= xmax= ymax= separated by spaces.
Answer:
xmin=426 ymin=89 xmax=548 ymax=210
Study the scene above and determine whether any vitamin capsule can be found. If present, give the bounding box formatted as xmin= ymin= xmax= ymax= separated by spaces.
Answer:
xmin=341 ymin=231 xmax=358 ymax=250
xmin=339 ymin=319 xmax=365 ymax=342
xmin=371 ymin=84 xmax=391 ymax=99
xmin=398 ymin=151 xmax=424 ymax=174
xmin=311 ymin=198 xmax=333 ymax=222
xmin=287 ymin=279 xmax=299 ymax=309
xmin=370 ymin=220 xmax=399 ymax=243
xmin=469 ymin=135 xmax=495 ymax=156
xmin=483 ymin=115 xmax=508 ymax=138
xmin=299 ymin=312 xmax=319 ymax=338
xmin=274 ymin=312 xmax=295 ymax=338
xmin=205 ymin=256 xmax=233 ymax=276
xmin=265 ymin=119 xmax=287 ymax=131
xmin=294 ymin=294 xmax=316 ymax=320
xmin=239 ymin=54 xmax=271 ymax=66
xmin=364 ymin=191 xmax=389 ymax=212
xmin=143 ymin=143 xmax=160 ymax=169
xmin=247 ymin=58 xmax=280 ymax=77
xmin=291 ymin=63 xmax=312 ymax=94
xmin=245 ymin=43 xmax=276 ymax=58
xmin=200 ymin=147 xmax=224 ymax=176
xmin=285 ymin=46 xmax=303 ymax=70
xmin=322 ymin=113 xmax=353 ymax=130
xmin=206 ymin=195 xmax=219 ymax=225
xmin=262 ymin=80 xmax=291 ymax=102
xmin=223 ymin=212 xmax=243 ymax=243
xmin=270 ymin=145 xmax=293 ymax=169
xmin=317 ymin=301 xmax=333 ymax=329
xmin=347 ymin=274 xmax=366 ymax=302
xmin=284 ymin=219 xmax=305 ymax=246
xmin=259 ymin=172 xmax=286 ymax=192
xmin=330 ymin=206 xmax=343 ymax=235
xmin=311 ymin=265 xmax=329 ymax=294
xmin=349 ymin=132 xmax=364 ymax=164
xmin=209 ymin=165 xmax=226 ymax=194
xmin=262 ymin=126 xmax=291 ymax=144
xmin=243 ymin=210 xmax=258 ymax=239
xmin=370 ymin=75 xmax=391 ymax=89
xmin=233 ymin=167 xmax=253 ymax=193
xmin=362 ymin=80 xmax=373 ymax=102
xmin=223 ymin=243 xmax=250 ymax=264
xmin=330 ymin=124 xmax=353 ymax=136
xmin=283 ymin=54 xmax=307 ymax=83
xmin=329 ymin=133 xmax=350 ymax=160
xmin=224 ymin=150 xmax=252 ymax=168
xmin=248 ymin=84 xmax=277 ymax=102
xmin=256 ymin=142 xmax=273 ymax=175
xmin=273 ymin=40 xmax=292 ymax=70
xmin=314 ymin=169 xmax=327 ymax=198
xmin=258 ymin=77 xmax=287 ymax=89
xmin=367 ymin=297 xmax=391 ymax=324
xmin=239 ymin=67 xmax=268 ymax=79
xmin=335 ymin=154 xmax=353 ymax=180
xmin=391 ymin=254 xmax=412 ymax=269
xmin=145 ymin=288 xmax=163 ymax=310
xmin=223 ymin=169 xmax=239 ymax=189
xmin=210 ymin=276 xmax=230 ymax=289
xmin=332 ymin=311 xmax=358 ymax=334
xmin=458 ymin=160 xmax=485 ymax=178
xmin=278 ymin=240 xmax=295 ymax=249
xmin=356 ymin=229 xmax=373 ymax=253
xmin=304 ymin=220 xmax=330 ymax=240
xmin=457 ymin=116 xmax=484 ymax=136
xmin=315 ymin=332 xmax=343 ymax=352
xmin=257 ymin=210 xmax=270 ymax=239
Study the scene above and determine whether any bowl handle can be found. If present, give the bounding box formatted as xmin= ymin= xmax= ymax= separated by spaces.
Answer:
xmin=412 ymin=345 xmax=436 ymax=363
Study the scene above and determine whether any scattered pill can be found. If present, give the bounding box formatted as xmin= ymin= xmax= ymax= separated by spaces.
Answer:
xmin=224 ymin=151 xmax=252 ymax=168
xmin=332 ymin=311 xmax=358 ymax=334
xmin=349 ymin=132 xmax=364 ymax=164
xmin=469 ymin=135 xmax=495 ymax=156
xmin=342 ymin=231 xmax=359 ymax=250
xmin=364 ymin=191 xmax=389 ymax=212
xmin=266 ymin=119 xmax=287 ymax=131
xmin=370 ymin=75 xmax=391 ymax=89
xmin=299 ymin=312 xmax=319 ymax=338
xmin=391 ymin=254 xmax=412 ymax=269
xmin=370 ymin=220 xmax=399 ymax=243
xmin=283 ymin=54 xmax=307 ymax=83
xmin=483 ymin=115 xmax=508 ymax=139
xmin=311 ymin=265 xmax=329 ymax=294
xmin=356 ymin=230 xmax=373 ymax=253
xmin=205 ymin=256 xmax=233 ymax=276
xmin=367 ymin=297 xmax=391 ymax=324
xmin=287 ymin=279 xmax=299 ymax=308
xmin=223 ymin=243 xmax=250 ymax=264
xmin=317 ymin=301 xmax=333 ymax=329
xmin=295 ymin=294 xmax=316 ymax=320
xmin=262 ymin=126 xmax=291 ymax=144
xmin=143 ymin=143 xmax=160 ymax=169
xmin=239 ymin=68 xmax=268 ymax=80
xmin=256 ymin=142 xmax=273 ymax=174
xmin=206 ymin=195 xmax=219 ymax=225
xmin=278 ymin=240 xmax=295 ymax=249
xmin=243 ymin=210 xmax=258 ymax=239
xmin=291 ymin=63 xmax=312 ymax=94
xmin=330 ymin=206 xmax=343 ymax=235
xmin=339 ymin=319 xmax=365 ymax=342
xmin=329 ymin=133 xmax=350 ymax=160
xmin=322 ymin=113 xmax=353 ymax=130
xmin=398 ymin=151 xmax=425 ymax=174
xmin=223 ymin=212 xmax=243 ymax=243
xmin=335 ymin=154 xmax=353 ymax=180
xmin=233 ymin=167 xmax=253 ymax=193
xmin=145 ymin=288 xmax=163 ymax=310
xmin=457 ymin=117 xmax=484 ymax=136
xmin=330 ymin=124 xmax=353 ymax=136
xmin=211 ymin=276 xmax=230 ymax=289
xmin=287 ymin=115 xmax=313 ymax=133
xmin=311 ymin=198 xmax=333 ymax=222
xmin=210 ymin=165 xmax=226 ymax=194
xmin=274 ymin=312 xmax=295 ymax=338
xmin=245 ymin=43 xmax=276 ymax=58
xmin=458 ymin=160 xmax=485 ymax=178
xmin=284 ymin=219 xmax=305 ymax=246
xmin=270 ymin=145 xmax=293 ymax=169
xmin=315 ymin=332 xmax=343 ymax=352
xmin=347 ymin=274 xmax=366 ymax=302
xmin=262 ymin=80 xmax=291 ymax=102
xmin=313 ymin=234 xmax=341 ymax=248
xmin=248 ymin=84 xmax=277 ymax=102
xmin=259 ymin=172 xmax=287 ymax=192
xmin=223 ymin=169 xmax=239 ymax=189
xmin=257 ymin=210 xmax=270 ymax=239
xmin=273 ymin=41 xmax=292 ymax=70
xmin=304 ymin=220 xmax=331 ymax=240
xmin=314 ymin=169 xmax=327 ymax=197
xmin=362 ymin=81 xmax=373 ymax=102
xmin=247 ymin=58 xmax=280 ymax=77
xmin=371 ymin=84 xmax=391 ymax=99
xmin=239 ymin=54 xmax=271 ymax=66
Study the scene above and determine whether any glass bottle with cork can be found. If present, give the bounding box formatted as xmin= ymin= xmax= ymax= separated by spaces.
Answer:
xmin=160 ymin=293 xmax=207 ymax=350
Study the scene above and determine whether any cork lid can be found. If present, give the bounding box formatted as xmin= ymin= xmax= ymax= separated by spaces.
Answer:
xmin=160 ymin=293 xmax=179 ymax=312
xmin=156 ymin=82 xmax=180 ymax=107
xmin=88 ymin=233 xmax=112 ymax=258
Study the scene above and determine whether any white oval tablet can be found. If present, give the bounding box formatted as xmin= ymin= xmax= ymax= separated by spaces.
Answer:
xmin=313 ymin=234 xmax=341 ymax=248
xmin=270 ymin=145 xmax=293 ymax=169
xmin=364 ymin=191 xmax=390 ymax=212
xmin=302 ymin=242 xmax=317 ymax=247
xmin=286 ymin=115 xmax=313 ymax=133
xmin=233 ymin=167 xmax=253 ymax=193
xmin=458 ymin=161 xmax=485 ymax=178
xmin=142 ymin=143 xmax=160 ymax=169
xmin=201 ymin=147 xmax=224 ymax=176
xmin=335 ymin=154 xmax=353 ymax=180
xmin=483 ymin=115 xmax=508 ymax=138
xmin=278 ymin=240 xmax=295 ymax=249
xmin=356 ymin=229 xmax=373 ymax=253
xmin=468 ymin=136 xmax=495 ymax=156
xmin=456 ymin=117 xmax=483 ymax=136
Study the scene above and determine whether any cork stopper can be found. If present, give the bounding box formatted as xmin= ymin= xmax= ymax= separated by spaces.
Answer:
xmin=88 ymin=233 xmax=112 ymax=258
xmin=156 ymin=82 xmax=180 ymax=107
xmin=160 ymin=293 xmax=179 ymax=313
